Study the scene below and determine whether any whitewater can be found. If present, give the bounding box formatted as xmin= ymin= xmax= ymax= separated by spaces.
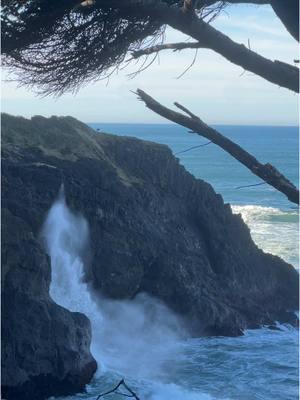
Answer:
xmin=45 ymin=124 xmax=298 ymax=400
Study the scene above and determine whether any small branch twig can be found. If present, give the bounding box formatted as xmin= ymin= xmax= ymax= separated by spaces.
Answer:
xmin=131 ymin=35 xmax=298 ymax=93
xmin=95 ymin=379 xmax=140 ymax=400
xmin=131 ymin=42 xmax=206 ymax=59
xmin=174 ymin=101 xmax=199 ymax=119
xmin=236 ymin=182 xmax=267 ymax=189
xmin=176 ymin=48 xmax=198 ymax=79
xmin=135 ymin=89 xmax=299 ymax=205
xmin=175 ymin=141 xmax=212 ymax=155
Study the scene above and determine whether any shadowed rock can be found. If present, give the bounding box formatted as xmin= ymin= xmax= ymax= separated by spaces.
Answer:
xmin=1 ymin=113 xmax=298 ymax=398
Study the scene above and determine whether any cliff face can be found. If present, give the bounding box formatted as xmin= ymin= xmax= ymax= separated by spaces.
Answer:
xmin=2 ymin=115 xmax=98 ymax=400
xmin=2 ymin=114 xmax=298 ymax=398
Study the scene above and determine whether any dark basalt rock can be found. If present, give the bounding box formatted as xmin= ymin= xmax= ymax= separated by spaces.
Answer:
xmin=1 ymin=113 xmax=298 ymax=397
xmin=1 ymin=115 xmax=98 ymax=399
xmin=2 ymin=206 xmax=97 ymax=400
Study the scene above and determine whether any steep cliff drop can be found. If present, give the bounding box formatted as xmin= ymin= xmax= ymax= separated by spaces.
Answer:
xmin=2 ymin=114 xmax=298 ymax=399
xmin=2 ymin=191 xmax=97 ymax=400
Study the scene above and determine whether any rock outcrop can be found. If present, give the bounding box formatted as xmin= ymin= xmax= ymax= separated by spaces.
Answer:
xmin=1 ymin=115 xmax=99 ymax=399
xmin=2 ymin=113 xmax=298 ymax=397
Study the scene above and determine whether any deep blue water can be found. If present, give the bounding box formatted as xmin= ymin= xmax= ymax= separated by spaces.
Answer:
xmin=54 ymin=124 xmax=299 ymax=400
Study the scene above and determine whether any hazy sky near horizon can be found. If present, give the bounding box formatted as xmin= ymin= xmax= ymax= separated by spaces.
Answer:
xmin=1 ymin=4 xmax=299 ymax=125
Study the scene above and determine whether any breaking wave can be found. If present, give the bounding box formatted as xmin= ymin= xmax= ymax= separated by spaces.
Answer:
xmin=232 ymin=205 xmax=299 ymax=268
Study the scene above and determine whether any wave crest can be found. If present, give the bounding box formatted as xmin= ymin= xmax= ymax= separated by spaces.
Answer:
xmin=232 ymin=204 xmax=298 ymax=267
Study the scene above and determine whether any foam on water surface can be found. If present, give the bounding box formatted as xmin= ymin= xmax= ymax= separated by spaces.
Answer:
xmin=231 ymin=205 xmax=299 ymax=267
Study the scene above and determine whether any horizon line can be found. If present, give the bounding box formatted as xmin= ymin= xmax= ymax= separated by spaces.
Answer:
xmin=87 ymin=121 xmax=299 ymax=128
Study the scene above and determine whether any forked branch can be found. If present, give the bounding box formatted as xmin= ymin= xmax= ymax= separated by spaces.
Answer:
xmin=136 ymin=89 xmax=299 ymax=205
xmin=96 ymin=379 xmax=140 ymax=399
xmin=131 ymin=36 xmax=299 ymax=93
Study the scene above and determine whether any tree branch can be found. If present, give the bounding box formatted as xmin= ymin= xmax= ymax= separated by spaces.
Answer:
xmin=136 ymin=89 xmax=299 ymax=205
xmin=100 ymin=0 xmax=298 ymax=37
xmin=131 ymin=42 xmax=206 ymax=58
xmin=3 ymin=0 xmax=298 ymax=93
xmin=131 ymin=34 xmax=298 ymax=92
xmin=270 ymin=0 xmax=299 ymax=42
xmin=96 ymin=379 xmax=140 ymax=400
xmin=106 ymin=1 xmax=300 ymax=83
xmin=120 ymin=1 xmax=299 ymax=91
xmin=196 ymin=0 xmax=299 ymax=41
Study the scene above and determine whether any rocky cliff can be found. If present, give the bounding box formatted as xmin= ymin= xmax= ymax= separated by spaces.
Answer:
xmin=2 ymin=113 xmax=298 ymax=399
xmin=2 ymin=115 xmax=98 ymax=399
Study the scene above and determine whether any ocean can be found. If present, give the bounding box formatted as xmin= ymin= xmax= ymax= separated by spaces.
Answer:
xmin=50 ymin=124 xmax=299 ymax=400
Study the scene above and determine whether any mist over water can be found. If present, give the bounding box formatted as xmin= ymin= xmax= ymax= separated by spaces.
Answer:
xmin=94 ymin=294 xmax=187 ymax=379
xmin=42 ymin=187 xmax=188 ymax=393
xmin=42 ymin=186 xmax=103 ymax=360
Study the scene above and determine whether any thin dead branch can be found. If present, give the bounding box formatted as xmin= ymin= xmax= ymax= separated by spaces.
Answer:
xmin=176 ymin=48 xmax=198 ymax=79
xmin=131 ymin=42 xmax=205 ymax=59
xmin=236 ymin=182 xmax=267 ymax=189
xmin=175 ymin=141 xmax=212 ymax=155
xmin=131 ymin=39 xmax=299 ymax=93
xmin=136 ymin=89 xmax=299 ymax=205
xmin=96 ymin=379 xmax=140 ymax=400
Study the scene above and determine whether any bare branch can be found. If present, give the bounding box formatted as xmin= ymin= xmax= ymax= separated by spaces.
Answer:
xmin=196 ymin=0 xmax=299 ymax=41
xmin=236 ymin=182 xmax=267 ymax=189
xmin=129 ymin=2 xmax=299 ymax=91
xmin=175 ymin=141 xmax=212 ymax=155
xmin=131 ymin=42 xmax=205 ymax=58
xmin=131 ymin=37 xmax=299 ymax=93
xmin=174 ymin=101 xmax=200 ymax=119
xmin=176 ymin=48 xmax=198 ymax=79
xmin=136 ymin=89 xmax=299 ymax=205
xmin=96 ymin=379 xmax=140 ymax=400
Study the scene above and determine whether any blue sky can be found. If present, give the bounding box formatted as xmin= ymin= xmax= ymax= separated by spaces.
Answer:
xmin=1 ymin=4 xmax=299 ymax=125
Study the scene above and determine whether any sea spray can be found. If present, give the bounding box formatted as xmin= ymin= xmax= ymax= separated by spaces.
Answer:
xmin=41 ymin=192 xmax=298 ymax=400
xmin=42 ymin=186 xmax=187 ymax=383
xmin=232 ymin=205 xmax=299 ymax=267
xmin=44 ymin=189 xmax=298 ymax=400
xmin=92 ymin=293 xmax=186 ymax=379
xmin=42 ymin=125 xmax=298 ymax=400
xmin=42 ymin=186 xmax=103 ymax=362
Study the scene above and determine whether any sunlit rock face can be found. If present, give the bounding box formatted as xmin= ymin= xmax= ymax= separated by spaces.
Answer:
xmin=1 ymin=113 xmax=298 ymax=398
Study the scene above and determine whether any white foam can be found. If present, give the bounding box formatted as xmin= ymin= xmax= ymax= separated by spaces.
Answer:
xmin=232 ymin=204 xmax=299 ymax=267
xmin=143 ymin=382 xmax=216 ymax=400
xmin=42 ymin=187 xmax=187 ymax=382
xmin=42 ymin=187 xmax=103 ymax=360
